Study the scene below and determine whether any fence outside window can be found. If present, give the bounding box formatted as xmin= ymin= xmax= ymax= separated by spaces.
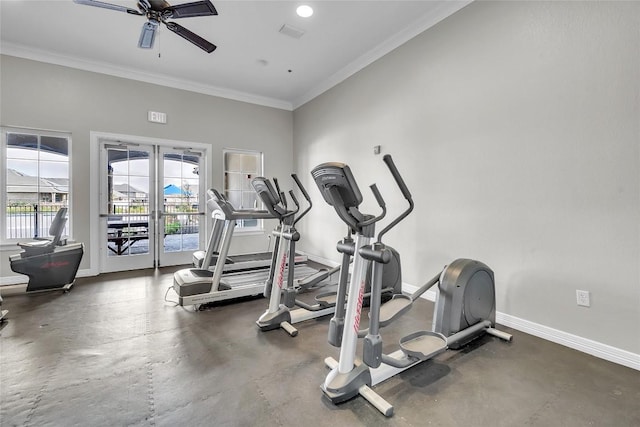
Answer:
xmin=6 ymin=203 xmax=68 ymax=239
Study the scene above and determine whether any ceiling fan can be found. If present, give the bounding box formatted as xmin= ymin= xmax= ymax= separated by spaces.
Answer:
xmin=73 ymin=0 xmax=218 ymax=53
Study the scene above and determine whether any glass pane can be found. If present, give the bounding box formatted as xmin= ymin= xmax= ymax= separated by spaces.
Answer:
xmin=226 ymin=172 xmax=243 ymax=191
xmin=129 ymin=176 xmax=150 ymax=196
xmin=107 ymin=214 xmax=149 ymax=256
xmin=7 ymin=134 xmax=38 ymax=160
xmin=242 ymin=173 xmax=256 ymax=191
xmin=163 ymin=177 xmax=182 ymax=188
xmin=6 ymin=148 xmax=37 ymax=160
xmin=109 ymin=149 xmax=129 ymax=176
xmin=183 ymin=155 xmax=200 ymax=178
xmin=226 ymin=190 xmax=241 ymax=208
xmin=164 ymin=181 xmax=185 ymax=214
xmin=182 ymin=178 xmax=198 ymax=201
xmin=242 ymin=154 xmax=259 ymax=172
xmin=6 ymin=185 xmax=38 ymax=203
xmin=6 ymin=204 xmax=36 ymax=239
xmin=163 ymin=155 xmax=182 ymax=178
xmin=39 ymin=160 xmax=69 ymax=180
xmin=242 ymin=192 xmax=258 ymax=209
xmin=40 ymin=136 xmax=68 ymax=157
xmin=163 ymin=214 xmax=200 ymax=254
xmin=7 ymin=133 xmax=38 ymax=150
xmin=241 ymin=219 xmax=258 ymax=228
xmin=128 ymin=151 xmax=149 ymax=177
xmin=7 ymin=158 xmax=39 ymax=177
xmin=224 ymin=152 xmax=243 ymax=171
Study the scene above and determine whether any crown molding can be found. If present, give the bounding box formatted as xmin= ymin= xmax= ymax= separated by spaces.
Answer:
xmin=1 ymin=1 xmax=472 ymax=112
xmin=0 ymin=42 xmax=293 ymax=111
xmin=291 ymin=0 xmax=473 ymax=110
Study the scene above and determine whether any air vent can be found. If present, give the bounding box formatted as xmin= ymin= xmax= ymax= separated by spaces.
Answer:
xmin=279 ymin=24 xmax=305 ymax=39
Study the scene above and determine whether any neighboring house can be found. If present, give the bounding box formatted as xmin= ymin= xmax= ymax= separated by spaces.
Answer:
xmin=112 ymin=183 xmax=147 ymax=202
xmin=163 ymin=184 xmax=195 ymax=205
xmin=6 ymin=168 xmax=68 ymax=203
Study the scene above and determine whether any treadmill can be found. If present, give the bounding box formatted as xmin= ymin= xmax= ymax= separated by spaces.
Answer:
xmin=192 ymin=189 xmax=307 ymax=272
xmin=192 ymin=189 xmax=273 ymax=271
xmin=173 ymin=188 xmax=316 ymax=307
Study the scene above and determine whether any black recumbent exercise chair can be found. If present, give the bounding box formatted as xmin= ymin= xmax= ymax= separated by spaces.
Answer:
xmin=9 ymin=207 xmax=84 ymax=293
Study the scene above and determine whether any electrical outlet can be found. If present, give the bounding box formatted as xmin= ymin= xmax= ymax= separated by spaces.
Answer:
xmin=373 ymin=145 xmax=381 ymax=155
xmin=576 ymin=290 xmax=590 ymax=307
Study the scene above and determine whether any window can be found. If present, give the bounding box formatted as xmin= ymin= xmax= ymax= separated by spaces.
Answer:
xmin=2 ymin=127 xmax=71 ymax=241
xmin=223 ymin=149 xmax=263 ymax=230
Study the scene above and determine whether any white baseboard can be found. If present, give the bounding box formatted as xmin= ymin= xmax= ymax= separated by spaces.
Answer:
xmin=404 ymin=283 xmax=640 ymax=371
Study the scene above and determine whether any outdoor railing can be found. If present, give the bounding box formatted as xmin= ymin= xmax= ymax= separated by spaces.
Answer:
xmin=110 ymin=201 xmax=200 ymax=235
xmin=5 ymin=201 xmax=201 ymax=240
xmin=5 ymin=203 xmax=68 ymax=239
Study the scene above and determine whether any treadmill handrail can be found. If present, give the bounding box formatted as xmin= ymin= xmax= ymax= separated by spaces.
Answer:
xmin=206 ymin=189 xmax=275 ymax=220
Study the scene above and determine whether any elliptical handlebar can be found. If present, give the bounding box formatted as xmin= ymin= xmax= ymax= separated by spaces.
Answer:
xmin=287 ymin=190 xmax=301 ymax=216
xmin=291 ymin=174 xmax=312 ymax=226
xmin=272 ymin=178 xmax=287 ymax=209
xmin=360 ymin=183 xmax=387 ymax=227
xmin=377 ymin=155 xmax=414 ymax=243
xmin=370 ymin=183 xmax=386 ymax=210
xmin=382 ymin=154 xmax=412 ymax=201
xmin=291 ymin=174 xmax=311 ymax=204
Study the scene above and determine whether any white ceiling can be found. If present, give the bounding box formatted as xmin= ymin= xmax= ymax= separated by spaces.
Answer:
xmin=0 ymin=1 xmax=470 ymax=110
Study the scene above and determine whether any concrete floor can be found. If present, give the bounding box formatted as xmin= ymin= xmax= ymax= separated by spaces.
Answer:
xmin=1 ymin=267 xmax=639 ymax=427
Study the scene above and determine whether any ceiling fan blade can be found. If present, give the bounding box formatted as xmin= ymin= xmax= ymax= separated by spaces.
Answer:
xmin=165 ymin=1 xmax=218 ymax=19
xmin=165 ymin=22 xmax=216 ymax=53
xmin=138 ymin=21 xmax=159 ymax=49
xmin=73 ymin=0 xmax=143 ymax=16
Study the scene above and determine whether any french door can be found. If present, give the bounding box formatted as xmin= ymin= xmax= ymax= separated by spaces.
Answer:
xmin=99 ymin=140 xmax=205 ymax=273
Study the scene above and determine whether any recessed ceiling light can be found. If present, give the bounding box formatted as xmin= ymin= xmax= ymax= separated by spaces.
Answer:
xmin=296 ymin=5 xmax=313 ymax=18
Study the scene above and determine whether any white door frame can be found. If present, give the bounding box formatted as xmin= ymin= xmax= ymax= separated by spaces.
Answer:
xmin=100 ymin=141 xmax=156 ymax=272
xmin=90 ymin=131 xmax=210 ymax=274
xmin=157 ymin=145 xmax=206 ymax=267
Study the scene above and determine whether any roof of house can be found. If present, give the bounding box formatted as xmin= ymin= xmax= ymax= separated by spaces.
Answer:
xmin=7 ymin=169 xmax=68 ymax=193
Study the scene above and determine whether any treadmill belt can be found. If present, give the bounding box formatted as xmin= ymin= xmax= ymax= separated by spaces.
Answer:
xmin=222 ymin=266 xmax=319 ymax=289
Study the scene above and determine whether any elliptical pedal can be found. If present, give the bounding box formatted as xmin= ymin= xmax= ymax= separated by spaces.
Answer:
xmin=378 ymin=294 xmax=412 ymax=327
xmin=315 ymin=291 xmax=337 ymax=307
xmin=399 ymin=331 xmax=447 ymax=360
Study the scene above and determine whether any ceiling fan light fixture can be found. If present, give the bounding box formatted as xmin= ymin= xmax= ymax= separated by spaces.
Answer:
xmin=296 ymin=5 xmax=313 ymax=18
xmin=139 ymin=20 xmax=159 ymax=49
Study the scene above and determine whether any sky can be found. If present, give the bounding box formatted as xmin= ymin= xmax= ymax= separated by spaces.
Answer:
xmin=8 ymin=147 xmax=200 ymax=198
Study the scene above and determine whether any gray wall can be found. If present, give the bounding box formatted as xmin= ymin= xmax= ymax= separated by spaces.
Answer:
xmin=0 ymin=55 xmax=293 ymax=276
xmin=293 ymin=1 xmax=640 ymax=354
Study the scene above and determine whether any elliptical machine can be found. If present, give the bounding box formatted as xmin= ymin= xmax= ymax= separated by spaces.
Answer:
xmin=254 ymin=174 xmax=336 ymax=336
xmin=311 ymin=155 xmax=512 ymax=417
xmin=254 ymin=174 xmax=403 ymax=337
